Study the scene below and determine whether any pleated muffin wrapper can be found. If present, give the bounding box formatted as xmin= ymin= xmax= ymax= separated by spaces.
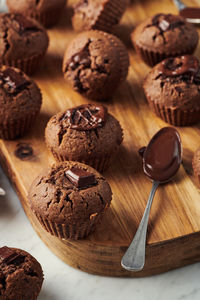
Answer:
xmin=0 ymin=110 xmax=41 ymax=140
xmin=50 ymin=149 xmax=117 ymax=173
xmin=29 ymin=3 xmax=66 ymax=28
xmin=1 ymin=51 xmax=47 ymax=75
xmin=35 ymin=211 xmax=106 ymax=240
xmin=147 ymin=95 xmax=200 ymax=126
xmin=89 ymin=0 xmax=128 ymax=32
xmin=133 ymin=42 xmax=198 ymax=67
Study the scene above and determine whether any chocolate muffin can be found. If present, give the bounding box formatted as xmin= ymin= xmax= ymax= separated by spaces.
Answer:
xmin=193 ymin=147 xmax=200 ymax=185
xmin=63 ymin=30 xmax=129 ymax=101
xmin=0 ymin=13 xmax=49 ymax=74
xmin=72 ymin=0 xmax=128 ymax=33
xmin=143 ymin=55 xmax=200 ymax=126
xmin=28 ymin=161 xmax=112 ymax=239
xmin=45 ymin=104 xmax=123 ymax=172
xmin=0 ymin=65 xmax=42 ymax=140
xmin=7 ymin=0 xmax=67 ymax=28
xmin=131 ymin=13 xmax=199 ymax=66
xmin=0 ymin=246 xmax=43 ymax=300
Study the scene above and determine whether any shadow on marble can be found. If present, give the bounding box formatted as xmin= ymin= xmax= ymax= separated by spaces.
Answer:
xmin=38 ymin=289 xmax=57 ymax=300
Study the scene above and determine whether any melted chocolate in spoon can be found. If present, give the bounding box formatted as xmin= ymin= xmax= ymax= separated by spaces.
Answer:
xmin=180 ymin=7 xmax=200 ymax=20
xmin=121 ymin=127 xmax=182 ymax=272
xmin=143 ymin=127 xmax=182 ymax=182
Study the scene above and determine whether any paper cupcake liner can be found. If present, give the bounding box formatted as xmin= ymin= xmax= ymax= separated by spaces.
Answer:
xmin=0 ymin=110 xmax=40 ymax=140
xmin=93 ymin=0 xmax=128 ymax=32
xmin=50 ymin=149 xmax=116 ymax=172
xmin=29 ymin=4 xmax=66 ymax=28
xmin=147 ymin=95 xmax=200 ymax=126
xmin=73 ymin=0 xmax=128 ymax=32
xmin=1 ymin=51 xmax=47 ymax=74
xmin=35 ymin=211 xmax=105 ymax=240
xmin=133 ymin=43 xmax=197 ymax=67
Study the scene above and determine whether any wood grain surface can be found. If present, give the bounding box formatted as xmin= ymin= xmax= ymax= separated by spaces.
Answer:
xmin=1 ymin=0 xmax=200 ymax=277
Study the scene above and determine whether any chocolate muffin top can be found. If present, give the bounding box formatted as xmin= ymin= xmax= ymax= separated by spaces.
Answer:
xmin=0 ymin=246 xmax=43 ymax=300
xmin=72 ymin=0 xmax=128 ymax=32
xmin=63 ymin=30 xmax=129 ymax=101
xmin=45 ymin=104 xmax=123 ymax=160
xmin=143 ymin=55 xmax=200 ymax=110
xmin=28 ymin=161 xmax=112 ymax=224
xmin=0 ymin=65 xmax=42 ymax=121
xmin=0 ymin=13 xmax=49 ymax=61
xmin=7 ymin=0 xmax=66 ymax=14
xmin=132 ymin=13 xmax=199 ymax=54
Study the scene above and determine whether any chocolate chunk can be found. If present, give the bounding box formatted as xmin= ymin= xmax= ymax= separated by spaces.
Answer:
xmin=149 ymin=14 xmax=185 ymax=43
xmin=13 ymin=14 xmax=40 ymax=35
xmin=0 ymin=247 xmax=20 ymax=264
xmin=0 ymin=68 xmax=29 ymax=94
xmin=161 ymin=55 xmax=199 ymax=77
xmin=65 ymin=167 xmax=97 ymax=189
xmin=62 ymin=104 xmax=107 ymax=131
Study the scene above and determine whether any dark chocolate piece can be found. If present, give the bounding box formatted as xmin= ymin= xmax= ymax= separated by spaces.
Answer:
xmin=180 ymin=7 xmax=200 ymax=20
xmin=0 ymin=247 xmax=20 ymax=264
xmin=13 ymin=14 xmax=40 ymax=34
xmin=65 ymin=167 xmax=96 ymax=189
xmin=0 ymin=68 xmax=29 ymax=94
xmin=62 ymin=104 xmax=107 ymax=131
xmin=161 ymin=55 xmax=199 ymax=77
xmin=147 ymin=14 xmax=185 ymax=43
xmin=143 ymin=127 xmax=182 ymax=182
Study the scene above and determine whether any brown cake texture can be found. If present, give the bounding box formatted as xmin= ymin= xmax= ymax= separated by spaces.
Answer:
xmin=131 ymin=13 xmax=199 ymax=66
xmin=63 ymin=30 xmax=129 ymax=101
xmin=72 ymin=0 xmax=128 ymax=33
xmin=28 ymin=161 xmax=112 ymax=240
xmin=0 ymin=246 xmax=43 ymax=300
xmin=0 ymin=65 xmax=42 ymax=140
xmin=0 ymin=13 xmax=49 ymax=74
xmin=143 ymin=55 xmax=200 ymax=126
xmin=7 ymin=0 xmax=67 ymax=28
xmin=45 ymin=104 xmax=123 ymax=172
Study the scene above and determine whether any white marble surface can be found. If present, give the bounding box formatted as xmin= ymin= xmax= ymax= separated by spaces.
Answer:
xmin=0 ymin=166 xmax=200 ymax=300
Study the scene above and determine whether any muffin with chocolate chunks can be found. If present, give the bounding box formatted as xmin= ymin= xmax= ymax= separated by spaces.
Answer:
xmin=7 ymin=0 xmax=67 ymax=28
xmin=28 ymin=161 xmax=112 ymax=239
xmin=131 ymin=13 xmax=199 ymax=66
xmin=0 ymin=13 xmax=49 ymax=74
xmin=143 ymin=55 xmax=200 ymax=126
xmin=45 ymin=104 xmax=123 ymax=172
xmin=0 ymin=65 xmax=42 ymax=140
xmin=63 ymin=30 xmax=129 ymax=101
xmin=0 ymin=246 xmax=43 ymax=300
xmin=72 ymin=0 xmax=128 ymax=33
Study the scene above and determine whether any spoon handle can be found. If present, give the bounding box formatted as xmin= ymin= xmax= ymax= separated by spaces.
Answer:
xmin=173 ymin=0 xmax=186 ymax=10
xmin=121 ymin=181 xmax=159 ymax=272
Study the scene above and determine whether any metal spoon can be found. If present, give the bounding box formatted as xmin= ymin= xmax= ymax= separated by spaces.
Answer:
xmin=173 ymin=0 xmax=200 ymax=24
xmin=121 ymin=127 xmax=182 ymax=272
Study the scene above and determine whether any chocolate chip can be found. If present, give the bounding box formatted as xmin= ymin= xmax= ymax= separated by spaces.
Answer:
xmin=0 ymin=68 xmax=29 ymax=94
xmin=65 ymin=167 xmax=97 ymax=189
xmin=0 ymin=247 xmax=20 ymax=264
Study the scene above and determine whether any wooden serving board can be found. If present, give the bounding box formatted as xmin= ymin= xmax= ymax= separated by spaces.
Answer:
xmin=1 ymin=0 xmax=200 ymax=277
